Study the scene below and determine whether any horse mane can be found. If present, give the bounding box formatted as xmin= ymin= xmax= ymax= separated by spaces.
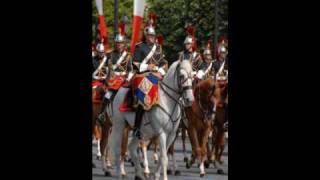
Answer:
xmin=194 ymin=78 xmax=215 ymax=96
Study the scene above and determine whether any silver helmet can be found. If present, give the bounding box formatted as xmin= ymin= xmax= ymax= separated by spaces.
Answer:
xmin=96 ymin=43 xmax=104 ymax=53
xmin=145 ymin=26 xmax=156 ymax=36
xmin=184 ymin=35 xmax=193 ymax=44
xmin=114 ymin=33 xmax=126 ymax=43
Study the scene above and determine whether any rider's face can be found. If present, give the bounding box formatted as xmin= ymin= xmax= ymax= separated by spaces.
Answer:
xmin=116 ymin=42 xmax=125 ymax=52
xmin=97 ymin=51 xmax=104 ymax=58
xmin=146 ymin=34 xmax=156 ymax=44
xmin=205 ymin=54 xmax=212 ymax=62
xmin=219 ymin=52 xmax=226 ymax=60
xmin=185 ymin=43 xmax=193 ymax=52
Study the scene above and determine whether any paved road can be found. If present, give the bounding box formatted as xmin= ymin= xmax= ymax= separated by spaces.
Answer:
xmin=92 ymin=135 xmax=228 ymax=180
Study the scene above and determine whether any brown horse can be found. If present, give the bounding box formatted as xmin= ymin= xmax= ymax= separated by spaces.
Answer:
xmin=92 ymin=84 xmax=104 ymax=159
xmin=209 ymin=80 xmax=228 ymax=174
xmin=92 ymin=83 xmax=115 ymax=176
xmin=185 ymin=78 xmax=221 ymax=177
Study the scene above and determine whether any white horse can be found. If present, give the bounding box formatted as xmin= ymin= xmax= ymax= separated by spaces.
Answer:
xmin=108 ymin=59 xmax=194 ymax=180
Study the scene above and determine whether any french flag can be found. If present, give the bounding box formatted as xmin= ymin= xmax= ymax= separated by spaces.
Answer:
xmin=130 ymin=0 xmax=145 ymax=54
xmin=95 ymin=0 xmax=109 ymax=50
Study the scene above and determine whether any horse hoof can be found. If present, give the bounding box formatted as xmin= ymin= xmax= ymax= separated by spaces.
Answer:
xmin=174 ymin=170 xmax=181 ymax=176
xmin=204 ymin=160 xmax=210 ymax=168
xmin=144 ymin=172 xmax=150 ymax=178
xmin=121 ymin=174 xmax=127 ymax=178
xmin=134 ymin=176 xmax=143 ymax=180
xmin=186 ymin=162 xmax=191 ymax=169
xmin=131 ymin=161 xmax=135 ymax=167
xmin=96 ymin=156 xmax=101 ymax=160
xmin=154 ymin=160 xmax=158 ymax=164
xmin=140 ymin=162 xmax=145 ymax=168
xmin=104 ymin=171 xmax=112 ymax=177
xmin=217 ymin=169 xmax=224 ymax=174
xmin=200 ymin=173 xmax=205 ymax=177
xmin=92 ymin=163 xmax=96 ymax=168
xmin=184 ymin=157 xmax=188 ymax=162
xmin=167 ymin=169 xmax=172 ymax=175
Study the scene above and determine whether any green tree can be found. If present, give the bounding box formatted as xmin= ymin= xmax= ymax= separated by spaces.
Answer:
xmin=149 ymin=0 xmax=228 ymax=63
xmin=92 ymin=0 xmax=133 ymax=47
xmin=92 ymin=0 xmax=228 ymax=62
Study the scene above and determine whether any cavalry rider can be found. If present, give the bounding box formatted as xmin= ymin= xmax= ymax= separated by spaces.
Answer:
xmin=178 ymin=35 xmax=203 ymax=82
xmin=214 ymin=43 xmax=228 ymax=126
xmin=197 ymin=44 xmax=215 ymax=80
xmin=213 ymin=43 xmax=228 ymax=80
xmin=97 ymin=31 xmax=134 ymax=122
xmin=92 ymin=42 xmax=106 ymax=73
xmin=132 ymin=24 xmax=168 ymax=139
xmin=178 ymin=25 xmax=203 ymax=81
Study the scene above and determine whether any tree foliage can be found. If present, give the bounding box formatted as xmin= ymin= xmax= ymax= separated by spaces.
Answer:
xmin=92 ymin=0 xmax=228 ymax=63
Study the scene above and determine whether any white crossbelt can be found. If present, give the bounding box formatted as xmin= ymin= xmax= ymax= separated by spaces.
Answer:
xmin=142 ymin=44 xmax=157 ymax=64
xmin=112 ymin=51 xmax=127 ymax=70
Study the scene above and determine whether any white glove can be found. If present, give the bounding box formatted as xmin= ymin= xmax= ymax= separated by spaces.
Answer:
xmin=196 ymin=70 xmax=205 ymax=79
xmin=158 ymin=67 xmax=166 ymax=76
xmin=104 ymin=90 xmax=113 ymax=100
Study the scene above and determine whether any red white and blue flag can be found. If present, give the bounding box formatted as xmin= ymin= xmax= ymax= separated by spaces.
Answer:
xmin=132 ymin=72 xmax=160 ymax=110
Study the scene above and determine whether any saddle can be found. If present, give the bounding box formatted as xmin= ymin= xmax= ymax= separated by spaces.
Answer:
xmin=92 ymin=80 xmax=105 ymax=102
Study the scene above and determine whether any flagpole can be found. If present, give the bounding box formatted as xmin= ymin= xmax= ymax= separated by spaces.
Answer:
xmin=114 ymin=0 xmax=119 ymax=38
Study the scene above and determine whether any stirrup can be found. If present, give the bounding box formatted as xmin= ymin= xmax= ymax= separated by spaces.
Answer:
xmin=133 ymin=128 xmax=142 ymax=139
xmin=97 ymin=113 xmax=105 ymax=125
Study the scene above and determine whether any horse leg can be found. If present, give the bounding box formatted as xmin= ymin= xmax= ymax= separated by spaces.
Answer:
xmin=129 ymin=137 xmax=143 ymax=180
xmin=199 ymin=124 xmax=211 ymax=177
xmin=205 ymin=134 xmax=213 ymax=168
xmin=167 ymin=144 xmax=173 ymax=175
xmin=101 ymin=120 xmax=112 ymax=176
xmin=168 ymin=141 xmax=180 ymax=176
xmin=153 ymin=137 xmax=159 ymax=164
xmin=181 ymin=126 xmax=188 ymax=162
xmin=120 ymin=125 xmax=130 ymax=177
xmin=94 ymin=124 xmax=102 ymax=159
xmin=141 ymin=141 xmax=150 ymax=178
xmin=217 ymin=126 xmax=226 ymax=164
xmin=155 ymin=132 xmax=168 ymax=180
xmin=186 ymin=126 xmax=199 ymax=168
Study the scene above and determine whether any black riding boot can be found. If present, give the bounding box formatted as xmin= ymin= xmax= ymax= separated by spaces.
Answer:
xmin=133 ymin=107 xmax=144 ymax=139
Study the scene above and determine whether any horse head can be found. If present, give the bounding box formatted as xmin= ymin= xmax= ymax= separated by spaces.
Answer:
xmin=178 ymin=59 xmax=194 ymax=107
xmin=194 ymin=78 xmax=221 ymax=120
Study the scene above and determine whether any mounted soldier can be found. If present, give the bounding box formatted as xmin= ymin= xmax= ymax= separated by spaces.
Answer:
xmin=178 ymin=25 xmax=203 ymax=83
xmin=198 ymin=41 xmax=215 ymax=80
xmin=131 ymin=19 xmax=168 ymax=138
xmin=213 ymin=43 xmax=228 ymax=80
xmin=97 ymin=24 xmax=134 ymax=122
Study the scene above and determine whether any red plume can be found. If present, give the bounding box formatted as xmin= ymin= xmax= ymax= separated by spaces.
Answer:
xmin=208 ymin=40 xmax=212 ymax=49
xmin=118 ymin=21 xmax=125 ymax=35
xmin=186 ymin=24 xmax=194 ymax=37
xmin=148 ymin=12 xmax=157 ymax=27
xmin=157 ymin=34 xmax=164 ymax=45
xmin=186 ymin=24 xmax=197 ymax=51
xmin=219 ymin=36 xmax=225 ymax=44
